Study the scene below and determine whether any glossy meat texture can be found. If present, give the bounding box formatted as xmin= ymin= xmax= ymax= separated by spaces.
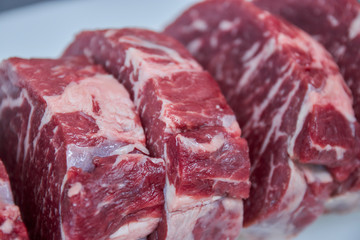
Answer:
xmin=0 ymin=160 xmax=28 ymax=240
xmin=164 ymin=0 xmax=360 ymax=239
xmin=62 ymin=155 xmax=164 ymax=240
xmin=63 ymin=28 xmax=250 ymax=240
xmin=0 ymin=57 xmax=165 ymax=240
xmin=251 ymin=0 xmax=360 ymax=207
xmin=250 ymin=0 xmax=360 ymax=121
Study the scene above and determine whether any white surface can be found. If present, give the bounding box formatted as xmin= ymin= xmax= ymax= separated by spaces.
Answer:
xmin=0 ymin=0 xmax=359 ymax=239
xmin=0 ymin=0 xmax=196 ymax=59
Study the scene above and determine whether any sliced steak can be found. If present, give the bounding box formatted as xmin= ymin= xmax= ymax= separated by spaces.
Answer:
xmin=164 ymin=0 xmax=360 ymax=238
xmin=0 ymin=57 xmax=165 ymax=240
xmin=251 ymin=0 xmax=360 ymax=209
xmin=63 ymin=28 xmax=251 ymax=240
xmin=0 ymin=159 xmax=28 ymax=240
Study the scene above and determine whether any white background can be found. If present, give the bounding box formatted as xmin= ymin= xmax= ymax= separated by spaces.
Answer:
xmin=0 ymin=0 xmax=359 ymax=239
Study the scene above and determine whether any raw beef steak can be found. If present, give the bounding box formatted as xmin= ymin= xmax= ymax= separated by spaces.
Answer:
xmin=63 ymin=28 xmax=251 ymax=240
xmin=250 ymin=0 xmax=360 ymax=121
xmin=0 ymin=159 xmax=28 ymax=240
xmin=251 ymin=0 xmax=360 ymax=208
xmin=164 ymin=0 xmax=360 ymax=239
xmin=0 ymin=57 xmax=165 ymax=240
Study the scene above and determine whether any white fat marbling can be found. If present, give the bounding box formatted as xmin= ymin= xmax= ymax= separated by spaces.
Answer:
xmin=219 ymin=20 xmax=239 ymax=31
xmin=65 ymin=140 xmax=147 ymax=172
xmin=109 ymin=217 xmax=159 ymax=240
xmin=327 ymin=15 xmax=339 ymax=27
xmin=119 ymin=35 xmax=200 ymax=105
xmin=241 ymin=160 xmax=307 ymax=239
xmin=311 ymin=142 xmax=347 ymax=160
xmin=191 ymin=19 xmax=208 ymax=31
xmin=258 ymin=80 xmax=300 ymax=155
xmin=60 ymin=172 xmax=69 ymax=240
xmin=0 ymin=219 xmax=14 ymax=234
xmin=43 ymin=74 xmax=144 ymax=142
xmin=220 ymin=114 xmax=241 ymax=135
xmin=165 ymin=198 xmax=243 ymax=240
xmin=36 ymin=73 xmax=148 ymax=172
xmin=67 ymin=182 xmax=82 ymax=198
xmin=176 ymin=133 xmax=225 ymax=153
xmin=187 ymin=38 xmax=203 ymax=54
xmin=111 ymin=154 xmax=164 ymax=169
xmin=242 ymin=42 xmax=261 ymax=62
xmin=235 ymin=38 xmax=277 ymax=92
xmin=349 ymin=12 xmax=360 ymax=39
xmin=110 ymin=143 xmax=149 ymax=156
xmin=243 ymin=62 xmax=293 ymax=131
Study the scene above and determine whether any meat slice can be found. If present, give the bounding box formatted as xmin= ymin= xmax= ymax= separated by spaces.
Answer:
xmin=63 ymin=28 xmax=251 ymax=240
xmin=250 ymin=0 xmax=360 ymax=121
xmin=0 ymin=160 xmax=28 ymax=240
xmin=251 ymin=0 xmax=360 ymax=210
xmin=61 ymin=155 xmax=164 ymax=240
xmin=164 ymin=0 xmax=360 ymax=238
xmin=0 ymin=57 xmax=165 ymax=240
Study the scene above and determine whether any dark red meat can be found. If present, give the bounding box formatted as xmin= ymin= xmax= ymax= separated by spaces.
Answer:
xmin=164 ymin=0 xmax=360 ymax=238
xmin=250 ymin=0 xmax=360 ymax=122
xmin=251 ymin=0 xmax=360 ymax=209
xmin=63 ymin=28 xmax=250 ymax=240
xmin=0 ymin=57 xmax=165 ymax=240
xmin=61 ymin=155 xmax=165 ymax=240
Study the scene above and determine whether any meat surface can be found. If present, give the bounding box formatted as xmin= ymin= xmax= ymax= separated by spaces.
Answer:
xmin=63 ymin=28 xmax=251 ymax=240
xmin=0 ymin=57 xmax=165 ymax=240
xmin=251 ymin=0 xmax=360 ymax=206
xmin=0 ymin=160 xmax=28 ymax=240
xmin=250 ymin=0 xmax=360 ymax=121
xmin=164 ymin=0 xmax=360 ymax=238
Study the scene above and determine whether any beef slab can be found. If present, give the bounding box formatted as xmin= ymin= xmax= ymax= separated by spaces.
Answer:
xmin=0 ymin=160 xmax=28 ymax=240
xmin=63 ymin=28 xmax=251 ymax=240
xmin=250 ymin=0 xmax=360 ymax=121
xmin=251 ymin=0 xmax=360 ymax=212
xmin=0 ymin=57 xmax=165 ymax=240
xmin=164 ymin=0 xmax=360 ymax=239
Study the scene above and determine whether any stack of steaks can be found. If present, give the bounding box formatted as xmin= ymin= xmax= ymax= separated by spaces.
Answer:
xmin=164 ymin=0 xmax=360 ymax=238
xmin=0 ymin=31 xmax=250 ymax=239
xmin=0 ymin=0 xmax=359 ymax=239
xmin=63 ymin=28 xmax=251 ymax=240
